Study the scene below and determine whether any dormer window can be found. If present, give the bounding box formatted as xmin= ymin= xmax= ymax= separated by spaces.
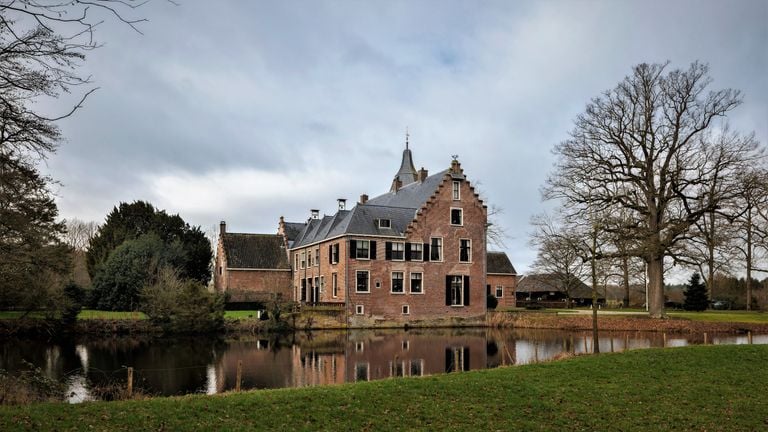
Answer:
xmin=377 ymin=218 xmax=391 ymax=229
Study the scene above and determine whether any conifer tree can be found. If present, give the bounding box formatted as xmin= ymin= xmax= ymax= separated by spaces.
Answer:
xmin=684 ymin=272 xmax=709 ymax=311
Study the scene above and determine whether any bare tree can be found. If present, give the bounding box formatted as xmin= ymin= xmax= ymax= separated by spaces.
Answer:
xmin=730 ymin=167 xmax=768 ymax=310
xmin=62 ymin=218 xmax=99 ymax=251
xmin=544 ymin=62 xmax=761 ymax=318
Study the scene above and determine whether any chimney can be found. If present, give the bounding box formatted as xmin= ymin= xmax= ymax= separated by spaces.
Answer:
xmin=451 ymin=158 xmax=461 ymax=174
xmin=391 ymin=178 xmax=403 ymax=192
xmin=310 ymin=209 xmax=320 ymax=219
xmin=219 ymin=220 xmax=226 ymax=234
xmin=418 ymin=167 xmax=428 ymax=182
xmin=359 ymin=194 xmax=369 ymax=204
xmin=338 ymin=198 xmax=347 ymax=210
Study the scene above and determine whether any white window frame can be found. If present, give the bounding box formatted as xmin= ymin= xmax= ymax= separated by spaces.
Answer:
xmin=410 ymin=272 xmax=424 ymax=294
xmin=355 ymin=362 xmax=370 ymax=382
xmin=294 ymin=254 xmax=299 ymax=269
xmin=378 ymin=218 xmax=391 ymax=228
xmin=459 ymin=238 xmax=472 ymax=263
xmin=391 ymin=241 xmax=405 ymax=261
xmin=402 ymin=304 xmax=410 ymax=315
xmin=331 ymin=243 xmax=339 ymax=264
xmin=496 ymin=285 xmax=503 ymax=298
xmin=355 ymin=304 xmax=365 ymax=315
xmin=391 ymin=271 xmax=405 ymax=294
xmin=410 ymin=359 xmax=424 ymax=377
xmin=355 ymin=239 xmax=371 ymax=260
xmin=450 ymin=275 xmax=463 ymax=306
xmin=300 ymin=251 xmax=306 ymax=269
xmin=315 ymin=248 xmax=320 ymax=267
xmin=356 ymin=341 xmax=364 ymax=352
xmin=430 ymin=237 xmax=443 ymax=262
xmin=332 ymin=273 xmax=338 ymax=298
xmin=409 ymin=242 xmax=423 ymax=261
xmin=356 ymin=270 xmax=370 ymax=293
xmin=452 ymin=181 xmax=460 ymax=201
xmin=450 ymin=207 xmax=463 ymax=226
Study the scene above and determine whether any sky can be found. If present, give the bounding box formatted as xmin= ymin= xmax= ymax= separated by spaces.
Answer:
xmin=38 ymin=0 xmax=768 ymax=275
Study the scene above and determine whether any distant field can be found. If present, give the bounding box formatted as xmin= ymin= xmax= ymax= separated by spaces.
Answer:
xmin=2 ymin=345 xmax=766 ymax=431
xmin=0 ymin=310 xmax=260 ymax=321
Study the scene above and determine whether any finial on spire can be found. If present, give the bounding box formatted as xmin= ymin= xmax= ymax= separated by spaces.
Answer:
xmin=405 ymin=127 xmax=409 ymax=150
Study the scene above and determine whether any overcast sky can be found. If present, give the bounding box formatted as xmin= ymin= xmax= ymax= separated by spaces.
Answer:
xmin=43 ymin=0 xmax=767 ymax=275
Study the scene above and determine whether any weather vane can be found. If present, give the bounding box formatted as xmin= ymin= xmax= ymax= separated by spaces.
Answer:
xmin=405 ymin=126 xmax=410 ymax=150
xmin=451 ymin=154 xmax=459 ymax=161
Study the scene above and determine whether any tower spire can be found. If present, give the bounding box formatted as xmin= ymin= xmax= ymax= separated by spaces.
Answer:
xmin=405 ymin=126 xmax=409 ymax=150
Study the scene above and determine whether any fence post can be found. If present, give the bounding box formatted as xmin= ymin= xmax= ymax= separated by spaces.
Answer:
xmin=236 ymin=360 xmax=243 ymax=392
xmin=748 ymin=331 xmax=753 ymax=345
xmin=127 ymin=367 xmax=133 ymax=398
xmin=703 ymin=332 xmax=708 ymax=345
xmin=662 ymin=332 xmax=667 ymax=348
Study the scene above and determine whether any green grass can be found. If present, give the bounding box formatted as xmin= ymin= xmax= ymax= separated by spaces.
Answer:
xmin=223 ymin=310 xmax=262 ymax=320
xmin=668 ymin=310 xmax=768 ymax=324
xmin=1 ymin=345 xmax=766 ymax=431
xmin=76 ymin=310 xmax=148 ymax=320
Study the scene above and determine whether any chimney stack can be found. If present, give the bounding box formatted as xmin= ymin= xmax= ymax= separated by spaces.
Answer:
xmin=418 ymin=167 xmax=428 ymax=182
xmin=310 ymin=209 xmax=320 ymax=219
xmin=338 ymin=198 xmax=347 ymax=210
xmin=219 ymin=220 xmax=226 ymax=234
xmin=359 ymin=194 xmax=369 ymax=204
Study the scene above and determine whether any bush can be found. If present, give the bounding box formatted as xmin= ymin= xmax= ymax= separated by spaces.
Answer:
xmin=60 ymin=282 xmax=86 ymax=326
xmin=487 ymin=294 xmax=499 ymax=310
xmin=0 ymin=361 xmax=63 ymax=405
xmin=141 ymin=268 xmax=225 ymax=333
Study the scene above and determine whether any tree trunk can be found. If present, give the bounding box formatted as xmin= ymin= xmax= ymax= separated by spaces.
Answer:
xmin=746 ymin=210 xmax=753 ymax=311
xmin=647 ymin=255 xmax=665 ymax=318
xmin=622 ymin=256 xmax=630 ymax=308
xmin=591 ymin=229 xmax=600 ymax=353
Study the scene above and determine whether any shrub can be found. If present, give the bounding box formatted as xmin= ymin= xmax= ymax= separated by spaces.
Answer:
xmin=487 ymin=294 xmax=499 ymax=310
xmin=0 ymin=361 xmax=63 ymax=405
xmin=141 ymin=268 xmax=225 ymax=333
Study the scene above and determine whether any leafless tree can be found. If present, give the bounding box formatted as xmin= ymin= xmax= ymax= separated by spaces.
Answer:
xmin=730 ymin=167 xmax=768 ymax=310
xmin=544 ymin=61 xmax=762 ymax=318
xmin=62 ymin=218 xmax=99 ymax=251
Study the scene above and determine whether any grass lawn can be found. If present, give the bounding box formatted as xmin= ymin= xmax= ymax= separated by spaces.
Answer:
xmin=223 ymin=310 xmax=262 ymax=320
xmin=507 ymin=307 xmax=768 ymax=324
xmin=0 ymin=310 xmax=261 ymax=321
xmin=1 ymin=345 xmax=766 ymax=431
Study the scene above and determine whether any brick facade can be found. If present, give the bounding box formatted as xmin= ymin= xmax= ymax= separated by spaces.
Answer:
xmin=487 ymin=274 xmax=517 ymax=308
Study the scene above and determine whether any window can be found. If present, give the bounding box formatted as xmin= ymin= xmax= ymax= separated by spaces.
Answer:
xmin=315 ymin=248 xmax=320 ymax=266
xmin=402 ymin=340 xmax=410 ymax=351
xmin=452 ymin=181 xmax=460 ymax=200
xmin=300 ymin=251 xmax=306 ymax=269
xmin=391 ymin=272 xmax=404 ymax=293
xmin=496 ymin=285 xmax=503 ymax=298
xmin=355 ymin=362 xmax=369 ymax=381
xmin=410 ymin=272 xmax=423 ymax=294
xmin=378 ymin=218 xmax=391 ymax=228
xmin=308 ymin=250 xmax=312 ymax=267
xmin=390 ymin=361 xmax=406 ymax=377
xmin=300 ymin=279 xmax=307 ymax=302
xmin=331 ymin=243 xmax=339 ymax=264
xmin=218 ymin=266 xmax=222 ymax=275
xmin=450 ymin=276 xmax=463 ymax=306
xmin=430 ymin=237 xmax=443 ymax=261
xmin=391 ymin=242 xmax=405 ymax=260
xmin=451 ymin=208 xmax=463 ymax=226
xmin=402 ymin=305 xmax=410 ymax=315
xmin=355 ymin=304 xmax=365 ymax=315
xmin=460 ymin=239 xmax=471 ymax=262
xmin=320 ymin=276 xmax=325 ymax=293
xmin=445 ymin=347 xmax=470 ymax=372
xmin=355 ymin=240 xmax=370 ymax=260
xmin=295 ymin=254 xmax=299 ymax=269
xmin=356 ymin=341 xmax=364 ymax=352
xmin=332 ymin=273 xmax=338 ymax=298
xmin=409 ymin=243 xmax=423 ymax=261
xmin=410 ymin=360 xmax=424 ymax=377
xmin=356 ymin=271 xmax=370 ymax=293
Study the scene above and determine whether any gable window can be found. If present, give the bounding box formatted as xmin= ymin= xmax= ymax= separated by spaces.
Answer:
xmin=430 ymin=237 xmax=443 ymax=261
xmin=356 ymin=270 xmax=370 ymax=293
xmin=315 ymin=248 xmax=320 ymax=266
xmin=378 ymin=218 xmax=391 ymax=229
xmin=330 ymin=243 xmax=339 ymax=264
xmin=460 ymin=239 xmax=472 ymax=262
xmin=300 ymin=251 xmax=306 ymax=269
xmin=408 ymin=243 xmax=423 ymax=261
xmin=332 ymin=273 xmax=338 ymax=298
xmin=391 ymin=272 xmax=404 ymax=294
xmin=410 ymin=272 xmax=423 ymax=294
xmin=391 ymin=242 xmax=405 ymax=260
xmin=496 ymin=285 xmax=503 ymax=298
xmin=451 ymin=208 xmax=463 ymax=226
xmin=356 ymin=240 xmax=370 ymax=259
xmin=452 ymin=181 xmax=460 ymax=200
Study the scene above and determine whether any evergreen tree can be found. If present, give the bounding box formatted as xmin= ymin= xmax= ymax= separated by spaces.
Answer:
xmin=684 ymin=272 xmax=709 ymax=311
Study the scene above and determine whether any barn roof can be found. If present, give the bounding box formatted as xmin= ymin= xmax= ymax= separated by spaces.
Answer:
xmin=222 ymin=233 xmax=290 ymax=270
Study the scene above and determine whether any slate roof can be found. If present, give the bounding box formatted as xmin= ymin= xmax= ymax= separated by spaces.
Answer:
xmin=222 ymin=233 xmax=290 ymax=270
xmin=487 ymin=251 xmax=516 ymax=274
xmin=517 ymin=273 xmax=596 ymax=299
xmin=289 ymin=170 xmax=453 ymax=248
xmin=393 ymin=148 xmax=418 ymax=187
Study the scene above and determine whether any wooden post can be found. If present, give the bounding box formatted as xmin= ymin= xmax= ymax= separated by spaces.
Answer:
xmin=703 ymin=332 xmax=708 ymax=345
xmin=662 ymin=332 xmax=667 ymax=348
xmin=748 ymin=331 xmax=753 ymax=345
xmin=583 ymin=335 xmax=588 ymax=353
xmin=236 ymin=360 xmax=243 ymax=392
xmin=625 ymin=334 xmax=629 ymax=352
xmin=127 ymin=367 xmax=133 ymax=398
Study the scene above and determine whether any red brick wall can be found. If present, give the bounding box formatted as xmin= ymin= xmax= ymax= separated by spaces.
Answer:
xmin=224 ymin=269 xmax=292 ymax=302
xmin=291 ymin=238 xmax=347 ymax=304
xmin=487 ymin=274 xmax=517 ymax=308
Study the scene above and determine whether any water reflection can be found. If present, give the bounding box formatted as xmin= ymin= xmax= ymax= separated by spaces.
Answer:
xmin=0 ymin=329 xmax=765 ymax=402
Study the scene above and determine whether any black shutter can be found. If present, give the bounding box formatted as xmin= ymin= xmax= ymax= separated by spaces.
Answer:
xmin=463 ymin=347 xmax=470 ymax=371
xmin=463 ymin=275 xmax=470 ymax=306
xmin=424 ymin=243 xmax=430 ymax=261
xmin=385 ymin=242 xmax=392 ymax=260
xmin=349 ymin=240 xmax=356 ymax=259
xmin=370 ymin=241 xmax=377 ymax=259
xmin=404 ymin=243 xmax=411 ymax=261
xmin=329 ymin=245 xmax=333 ymax=264
xmin=445 ymin=348 xmax=453 ymax=373
xmin=445 ymin=275 xmax=452 ymax=306
xmin=486 ymin=284 xmax=491 ymax=296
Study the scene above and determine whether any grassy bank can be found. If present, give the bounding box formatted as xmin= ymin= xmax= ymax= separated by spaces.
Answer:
xmin=506 ymin=308 xmax=768 ymax=324
xmin=0 ymin=310 xmax=261 ymax=321
xmin=1 ymin=345 xmax=766 ymax=431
